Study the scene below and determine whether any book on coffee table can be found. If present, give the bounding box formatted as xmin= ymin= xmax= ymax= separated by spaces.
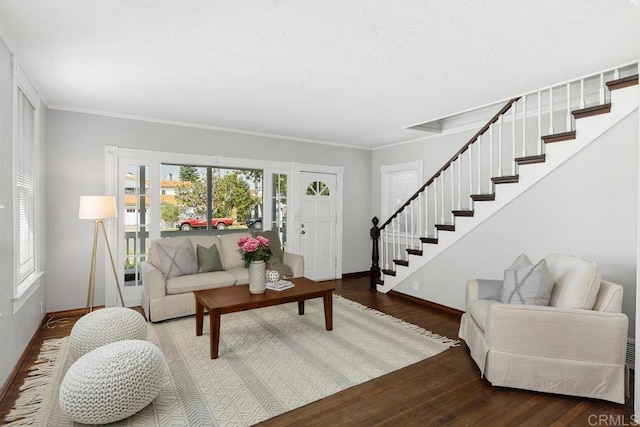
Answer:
xmin=266 ymin=280 xmax=294 ymax=291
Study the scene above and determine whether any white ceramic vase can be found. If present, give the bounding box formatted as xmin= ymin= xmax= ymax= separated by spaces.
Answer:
xmin=248 ymin=260 xmax=266 ymax=294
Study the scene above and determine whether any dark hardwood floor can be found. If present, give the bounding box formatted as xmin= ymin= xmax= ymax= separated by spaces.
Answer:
xmin=0 ymin=275 xmax=634 ymax=426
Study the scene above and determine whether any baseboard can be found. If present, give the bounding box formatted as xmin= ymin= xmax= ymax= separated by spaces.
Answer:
xmin=47 ymin=306 xmax=104 ymax=320
xmin=0 ymin=314 xmax=48 ymax=406
xmin=388 ymin=290 xmax=464 ymax=317
xmin=341 ymin=271 xmax=369 ymax=279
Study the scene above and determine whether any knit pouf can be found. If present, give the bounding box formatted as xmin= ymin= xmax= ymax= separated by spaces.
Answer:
xmin=59 ymin=340 xmax=165 ymax=425
xmin=70 ymin=307 xmax=147 ymax=359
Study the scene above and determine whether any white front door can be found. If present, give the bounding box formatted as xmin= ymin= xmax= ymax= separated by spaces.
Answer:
xmin=299 ymin=172 xmax=337 ymax=281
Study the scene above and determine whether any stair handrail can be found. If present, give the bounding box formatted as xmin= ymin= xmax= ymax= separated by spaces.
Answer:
xmin=370 ymin=61 xmax=639 ymax=290
xmin=369 ymin=97 xmax=519 ymax=289
xmin=379 ymin=97 xmax=519 ymax=230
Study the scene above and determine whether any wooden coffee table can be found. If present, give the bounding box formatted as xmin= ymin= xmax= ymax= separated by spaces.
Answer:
xmin=194 ymin=277 xmax=335 ymax=359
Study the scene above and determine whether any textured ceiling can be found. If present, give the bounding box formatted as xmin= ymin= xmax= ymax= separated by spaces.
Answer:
xmin=1 ymin=1 xmax=639 ymax=149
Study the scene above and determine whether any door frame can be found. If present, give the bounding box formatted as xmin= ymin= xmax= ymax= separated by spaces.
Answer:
xmin=290 ymin=163 xmax=343 ymax=280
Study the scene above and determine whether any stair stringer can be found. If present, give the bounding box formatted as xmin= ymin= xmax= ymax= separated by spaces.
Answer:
xmin=377 ymin=85 xmax=639 ymax=293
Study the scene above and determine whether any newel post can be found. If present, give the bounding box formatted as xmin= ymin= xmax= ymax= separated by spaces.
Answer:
xmin=370 ymin=217 xmax=380 ymax=290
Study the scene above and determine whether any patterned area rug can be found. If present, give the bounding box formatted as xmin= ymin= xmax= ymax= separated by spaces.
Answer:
xmin=5 ymin=295 xmax=458 ymax=426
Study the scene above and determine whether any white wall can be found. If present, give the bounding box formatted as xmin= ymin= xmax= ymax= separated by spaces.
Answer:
xmin=376 ymin=113 xmax=638 ymax=337
xmin=0 ymin=37 xmax=47 ymax=388
xmin=45 ymin=110 xmax=372 ymax=311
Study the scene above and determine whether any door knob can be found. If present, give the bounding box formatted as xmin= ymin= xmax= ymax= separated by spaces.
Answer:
xmin=301 ymin=230 xmax=306 ymax=234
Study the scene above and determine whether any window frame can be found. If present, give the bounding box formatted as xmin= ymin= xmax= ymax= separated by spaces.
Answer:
xmin=12 ymin=60 xmax=43 ymax=308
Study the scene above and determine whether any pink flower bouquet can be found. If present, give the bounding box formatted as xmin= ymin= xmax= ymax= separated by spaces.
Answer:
xmin=237 ymin=235 xmax=271 ymax=263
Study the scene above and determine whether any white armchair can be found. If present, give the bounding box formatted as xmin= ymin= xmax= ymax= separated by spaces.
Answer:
xmin=458 ymin=254 xmax=628 ymax=404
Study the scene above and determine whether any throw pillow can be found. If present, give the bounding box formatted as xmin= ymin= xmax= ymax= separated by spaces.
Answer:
xmin=476 ymin=279 xmax=504 ymax=302
xmin=251 ymin=230 xmax=285 ymax=262
xmin=197 ymin=244 xmax=223 ymax=273
xmin=501 ymin=254 xmax=554 ymax=306
xmin=156 ymin=239 xmax=198 ymax=279
xmin=266 ymin=257 xmax=294 ymax=279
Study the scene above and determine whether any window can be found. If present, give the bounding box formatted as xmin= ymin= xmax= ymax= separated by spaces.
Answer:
xmin=306 ymin=181 xmax=330 ymax=196
xmin=271 ymin=173 xmax=288 ymax=249
xmin=123 ymin=164 xmax=149 ymax=287
xmin=161 ymin=164 xmax=263 ymax=231
xmin=14 ymin=63 xmax=41 ymax=298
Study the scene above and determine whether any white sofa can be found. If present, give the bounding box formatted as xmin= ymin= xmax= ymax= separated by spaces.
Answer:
xmin=141 ymin=232 xmax=304 ymax=322
xmin=458 ymin=254 xmax=628 ymax=404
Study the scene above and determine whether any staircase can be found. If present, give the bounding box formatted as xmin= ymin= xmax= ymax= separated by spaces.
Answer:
xmin=370 ymin=64 xmax=639 ymax=293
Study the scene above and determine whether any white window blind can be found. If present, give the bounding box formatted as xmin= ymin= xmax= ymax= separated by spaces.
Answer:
xmin=16 ymin=88 xmax=37 ymax=286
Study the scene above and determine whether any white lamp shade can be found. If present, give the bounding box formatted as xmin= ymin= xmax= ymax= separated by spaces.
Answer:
xmin=79 ymin=195 xmax=118 ymax=219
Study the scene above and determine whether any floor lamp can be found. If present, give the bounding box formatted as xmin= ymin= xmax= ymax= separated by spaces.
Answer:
xmin=79 ymin=195 xmax=125 ymax=312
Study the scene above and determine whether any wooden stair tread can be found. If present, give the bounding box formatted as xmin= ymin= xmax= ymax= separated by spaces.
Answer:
xmin=606 ymin=74 xmax=639 ymax=91
xmin=470 ymin=193 xmax=495 ymax=201
xmin=406 ymin=249 xmax=423 ymax=256
xmin=435 ymin=224 xmax=455 ymax=231
xmin=381 ymin=269 xmax=396 ymax=277
xmin=572 ymin=103 xmax=611 ymax=119
xmin=491 ymin=175 xmax=519 ymax=184
xmin=515 ymin=154 xmax=546 ymax=165
xmin=393 ymin=259 xmax=409 ymax=266
xmin=420 ymin=237 xmax=438 ymax=244
xmin=452 ymin=210 xmax=474 ymax=217
xmin=542 ymin=131 xmax=576 ymax=144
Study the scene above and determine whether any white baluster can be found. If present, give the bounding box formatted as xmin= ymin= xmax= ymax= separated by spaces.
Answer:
xmin=441 ymin=173 xmax=445 ymax=224
xmin=511 ymin=103 xmax=516 ymax=175
xmin=417 ymin=192 xmax=422 ymax=241
xmin=395 ymin=219 xmax=400 ymax=264
xmin=388 ymin=228 xmax=391 ymax=268
xmin=407 ymin=204 xmax=412 ymax=251
xmin=468 ymin=144 xmax=473 ymax=199
xmin=498 ymin=116 xmax=503 ymax=177
xmin=382 ymin=229 xmax=387 ymax=270
xmin=450 ymin=164 xmax=454 ymax=220
xmin=389 ymin=220 xmax=396 ymax=270
xmin=477 ymin=136 xmax=482 ymax=193
xmin=548 ymin=87 xmax=554 ymax=135
xmin=380 ymin=228 xmax=384 ymax=271
xmin=599 ymin=73 xmax=605 ymax=105
xmin=537 ymin=91 xmax=542 ymax=155
xmin=566 ymin=83 xmax=572 ymax=132
xmin=386 ymin=228 xmax=390 ymax=269
xmin=579 ymin=79 xmax=585 ymax=109
xmin=521 ymin=95 xmax=527 ymax=157
xmin=613 ymin=68 xmax=620 ymax=80
xmin=488 ymin=125 xmax=493 ymax=179
xmin=388 ymin=227 xmax=392 ymax=267
xmin=434 ymin=176 xmax=438 ymax=228
xmin=404 ymin=209 xmax=408 ymax=258
xmin=388 ymin=227 xmax=391 ymax=268
xmin=457 ymin=156 xmax=462 ymax=210
xmin=424 ymin=188 xmax=429 ymax=237
xmin=410 ymin=200 xmax=415 ymax=249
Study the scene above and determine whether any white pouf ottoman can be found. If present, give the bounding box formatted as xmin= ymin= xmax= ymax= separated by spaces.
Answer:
xmin=70 ymin=307 xmax=147 ymax=359
xmin=59 ymin=340 xmax=165 ymax=425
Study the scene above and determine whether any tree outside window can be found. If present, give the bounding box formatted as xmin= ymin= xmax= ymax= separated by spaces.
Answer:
xmin=161 ymin=164 xmax=262 ymax=231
